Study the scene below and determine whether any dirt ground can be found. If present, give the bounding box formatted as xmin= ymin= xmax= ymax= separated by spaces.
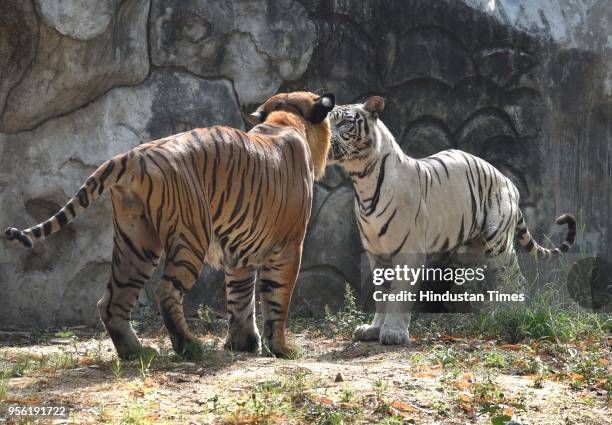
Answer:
xmin=0 ymin=326 xmax=610 ymax=425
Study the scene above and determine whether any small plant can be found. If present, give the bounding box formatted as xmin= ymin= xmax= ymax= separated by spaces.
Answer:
xmin=111 ymin=357 xmax=123 ymax=380
xmin=52 ymin=351 xmax=79 ymax=370
xmin=88 ymin=339 xmax=105 ymax=364
xmin=196 ymin=305 xmax=225 ymax=335
xmin=532 ymin=370 xmax=547 ymax=389
xmin=428 ymin=345 xmax=460 ymax=370
xmin=122 ymin=403 xmax=148 ymax=424
xmin=566 ymin=350 xmax=610 ymax=392
xmin=54 ymin=330 xmax=75 ymax=338
xmin=322 ymin=284 xmax=371 ymax=337
xmin=483 ymin=351 xmax=507 ymax=369
xmin=0 ymin=372 xmax=7 ymax=401
xmin=137 ymin=350 xmax=156 ymax=379
xmin=207 ymin=394 xmax=221 ymax=414
xmin=341 ymin=386 xmax=353 ymax=404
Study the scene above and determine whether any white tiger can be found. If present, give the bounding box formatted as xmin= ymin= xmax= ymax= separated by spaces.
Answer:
xmin=327 ymin=96 xmax=576 ymax=345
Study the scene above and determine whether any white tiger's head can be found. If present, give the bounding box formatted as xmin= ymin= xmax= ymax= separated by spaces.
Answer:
xmin=327 ymin=96 xmax=386 ymax=164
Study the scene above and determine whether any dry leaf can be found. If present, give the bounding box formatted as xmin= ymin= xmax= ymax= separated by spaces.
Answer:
xmin=453 ymin=379 xmax=472 ymax=390
xmin=460 ymin=402 xmax=474 ymax=413
xmin=3 ymin=398 xmax=39 ymax=405
xmin=498 ymin=344 xmax=522 ymax=351
xmin=316 ymin=395 xmax=334 ymax=405
xmin=391 ymin=400 xmax=418 ymax=412
xmin=78 ymin=357 xmax=96 ymax=366
xmin=441 ymin=335 xmax=463 ymax=342
xmin=459 ymin=392 xmax=472 ymax=402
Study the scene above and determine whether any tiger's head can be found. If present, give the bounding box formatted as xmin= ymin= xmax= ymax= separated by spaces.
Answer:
xmin=247 ymin=91 xmax=335 ymax=180
xmin=327 ymin=96 xmax=386 ymax=164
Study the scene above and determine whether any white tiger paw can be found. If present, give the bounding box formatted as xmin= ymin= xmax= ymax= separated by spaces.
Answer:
xmin=353 ymin=324 xmax=380 ymax=341
xmin=379 ymin=325 xmax=411 ymax=345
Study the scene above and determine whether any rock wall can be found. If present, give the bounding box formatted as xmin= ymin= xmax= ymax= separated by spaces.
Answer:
xmin=0 ymin=0 xmax=610 ymax=327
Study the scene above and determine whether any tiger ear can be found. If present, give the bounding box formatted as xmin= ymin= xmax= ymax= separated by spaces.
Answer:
xmin=246 ymin=110 xmax=266 ymax=125
xmin=363 ymin=96 xmax=385 ymax=119
xmin=309 ymin=93 xmax=335 ymax=124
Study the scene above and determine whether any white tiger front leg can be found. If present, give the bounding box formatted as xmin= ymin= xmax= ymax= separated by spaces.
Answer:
xmin=378 ymin=254 xmax=424 ymax=345
xmin=379 ymin=313 xmax=412 ymax=345
xmin=354 ymin=252 xmax=386 ymax=341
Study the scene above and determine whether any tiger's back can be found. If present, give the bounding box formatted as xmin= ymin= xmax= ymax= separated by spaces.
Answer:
xmin=126 ymin=125 xmax=314 ymax=270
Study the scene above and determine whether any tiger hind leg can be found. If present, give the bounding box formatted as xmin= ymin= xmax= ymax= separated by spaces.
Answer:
xmin=259 ymin=246 xmax=302 ymax=358
xmin=485 ymin=244 xmax=526 ymax=288
xmin=223 ymin=268 xmax=261 ymax=353
xmin=155 ymin=248 xmax=204 ymax=359
xmin=98 ymin=207 xmax=162 ymax=360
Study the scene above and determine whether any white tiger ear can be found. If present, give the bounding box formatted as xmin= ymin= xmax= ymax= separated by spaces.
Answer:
xmin=363 ymin=96 xmax=385 ymax=119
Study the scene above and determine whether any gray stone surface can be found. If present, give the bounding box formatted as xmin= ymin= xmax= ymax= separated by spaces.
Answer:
xmin=0 ymin=1 xmax=38 ymax=123
xmin=0 ymin=0 xmax=150 ymax=134
xmin=35 ymin=0 xmax=113 ymax=40
xmin=0 ymin=0 xmax=610 ymax=327
xmin=150 ymin=0 xmax=316 ymax=104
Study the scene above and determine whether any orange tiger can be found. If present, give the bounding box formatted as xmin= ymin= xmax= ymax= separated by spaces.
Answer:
xmin=5 ymin=91 xmax=335 ymax=360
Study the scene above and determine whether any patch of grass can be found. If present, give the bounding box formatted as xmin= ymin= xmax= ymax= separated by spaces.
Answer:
xmin=9 ymin=355 xmax=32 ymax=377
xmin=0 ymin=372 xmax=7 ymax=401
xmin=427 ymin=345 xmax=460 ymax=370
xmin=483 ymin=351 xmax=508 ymax=369
xmin=49 ymin=351 xmax=79 ymax=370
xmin=481 ymin=295 xmax=605 ymax=344
xmin=288 ymin=283 xmax=373 ymax=339
xmin=322 ymin=284 xmax=371 ymax=338
xmin=111 ymin=357 xmax=123 ymax=380
xmin=137 ymin=350 xmax=156 ymax=379
xmin=221 ymin=370 xmax=369 ymax=424
xmin=224 ymin=372 xmax=308 ymax=423
xmin=121 ymin=403 xmax=149 ymax=425
xmin=196 ymin=305 xmax=226 ymax=336
xmin=565 ymin=350 xmax=611 ymax=395
xmin=177 ymin=338 xmax=220 ymax=364
xmin=84 ymin=339 xmax=105 ymax=364
xmin=413 ymin=288 xmax=607 ymax=346
xmin=0 ymin=350 xmax=82 ymax=379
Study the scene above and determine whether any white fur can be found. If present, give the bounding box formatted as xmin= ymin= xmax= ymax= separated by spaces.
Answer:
xmin=329 ymin=103 xmax=524 ymax=344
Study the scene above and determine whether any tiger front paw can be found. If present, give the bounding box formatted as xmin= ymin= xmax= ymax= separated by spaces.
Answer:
xmin=379 ymin=325 xmax=411 ymax=345
xmin=224 ymin=329 xmax=262 ymax=354
xmin=353 ymin=324 xmax=380 ymax=341
xmin=264 ymin=339 xmax=299 ymax=359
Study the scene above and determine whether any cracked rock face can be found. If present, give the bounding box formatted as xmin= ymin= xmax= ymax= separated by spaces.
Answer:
xmin=0 ymin=0 xmax=150 ymax=134
xmin=150 ymin=0 xmax=316 ymax=104
xmin=35 ymin=0 xmax=113 ymax=40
